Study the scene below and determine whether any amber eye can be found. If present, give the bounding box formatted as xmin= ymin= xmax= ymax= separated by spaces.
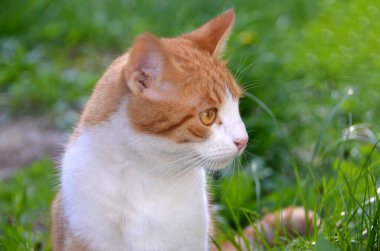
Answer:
xmin=199 ymin=108 xmax=217 ymax=126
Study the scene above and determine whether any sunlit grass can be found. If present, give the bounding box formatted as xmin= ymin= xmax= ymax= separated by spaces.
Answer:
xmin=213 ymin=141 xmax=379 ymax=250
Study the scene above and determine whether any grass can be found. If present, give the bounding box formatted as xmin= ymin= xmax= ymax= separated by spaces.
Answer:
xmin=1 ymin=136 xmax=379 ymax=250
xmin=0 ymin=159 xmax=56 ymax=250
xmin=212 ymin=112 xmax=380 ymax=250
xmin=1 ymin=0 xmax=379 ymax=250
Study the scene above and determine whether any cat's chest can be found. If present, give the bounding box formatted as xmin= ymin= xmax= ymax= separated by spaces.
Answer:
xmin=118 ymin=169 xmax=209 ymax=250
xmin=63 ymin=148 xmax=209 ymax=251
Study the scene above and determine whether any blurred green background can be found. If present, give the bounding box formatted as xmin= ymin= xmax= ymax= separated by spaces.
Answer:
xmin=1 ymin=0 xmax=379 ymax=250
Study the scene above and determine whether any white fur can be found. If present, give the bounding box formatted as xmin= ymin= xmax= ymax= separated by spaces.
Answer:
xmin=61 ymin=93 xmax=247 ymax=250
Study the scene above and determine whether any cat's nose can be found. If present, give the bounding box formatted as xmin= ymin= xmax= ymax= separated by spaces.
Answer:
xmin=234 ymin=137 xmax=248 ymax=151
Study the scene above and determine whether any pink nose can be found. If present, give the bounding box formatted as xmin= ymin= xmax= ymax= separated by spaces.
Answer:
xmin=234 ymin=137 xmax=248 ymax=151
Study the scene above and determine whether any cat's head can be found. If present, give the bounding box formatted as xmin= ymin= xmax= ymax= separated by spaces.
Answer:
xmin=81 ymin=9 xmax=248 ymax=171
xmin=124 ymin=10 xmax=248 ymax=170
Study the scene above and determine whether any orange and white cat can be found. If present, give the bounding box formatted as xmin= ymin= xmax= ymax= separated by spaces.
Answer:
xmin=51 ymin=9 xmax=316 ymax=251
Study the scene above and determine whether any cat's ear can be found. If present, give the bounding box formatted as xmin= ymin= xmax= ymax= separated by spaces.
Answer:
xmin=182 ymin=9 xmax=235 ymax=58
xmin=126 ymin=33 xmax=173 ymax=98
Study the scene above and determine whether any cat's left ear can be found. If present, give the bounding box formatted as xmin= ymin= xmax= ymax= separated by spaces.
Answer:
xmin=126 ymin=33 xmax=177 ymax=100
xmin=182 ymin=9 xmax=235 ymax=58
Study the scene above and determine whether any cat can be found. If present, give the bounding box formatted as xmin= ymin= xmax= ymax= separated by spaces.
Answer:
xmin=51 ymin=9 xmax=317 ymax=251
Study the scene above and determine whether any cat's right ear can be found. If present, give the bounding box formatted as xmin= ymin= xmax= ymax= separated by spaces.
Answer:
xmin=126 ymin=33 xmax=171 ymax=97
xmin=182 ymin=9 xmax=235 ymax=59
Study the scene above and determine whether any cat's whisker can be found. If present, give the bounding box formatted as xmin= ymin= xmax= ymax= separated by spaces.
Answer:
xmin=233 ymin=57 xmax=249 ymax=82
xmin=166 ymin=164 xmax=195 ymax=187
xmin=242 ymin=79 xmax=263 ymax=85
xmin=243 ymin=85 xmax=261 ymax=93
xmin=243 ymin=79 xmax=263 ymax=86
xmin=235 ymin=59 xmax=259 ymax=83
xmin=169 ymin=157 xmax=206 ymax=189
xmin=194 ymin=159 xmax=213 ymax=188
xmin=241 ymin=82 xmax=262 ymax=93
xmin=237 ymin=155 xmax=243 ymax=169
xmin=247 ymin=138 xmax=257 ymax=142
xmin=140 ymin=152 xmax=200 ymax=177
xmin=208 ymin=159 xmax=215 ymax=172
xmin=200 ymin=159 xmax=211 ymax=170
xmin=161 ymin=158 xmax=198 ymax=175
xmin=244 ymin=150 xmax=256 ymax=159
xmin=169 ymin=168 xmax=194 ymax=191
xmin=245 ymin=124 xmax=257 ymax=129
xmin=216 ymin=163 xmax=228 ymax=181
xmin=161 ymin=152 xmax=200 ymax=167
xmin=164 ymin=157 xmax=202 ymax=180
xmin=207 ymin=159 xmax=216 ymax=177
xmin=211 ymin=161 xmax=217 ymax=185
xmin=242 ymin=79 xmax=262 ymax=86
xmin=243 ymin=151 xmax=248 ymax=162
xmin=242 ymin=152 xmax=250 ymax=168
xmin=167 ymin=155 xmax=205 ymax=179
xmin=235 ymin=60 xmax=251 ymax=83
xmin=247 ymin=141 xmax=257 ymax=147
xmin=219 ymin=159 xmax=236 ymax=197
xmin=205 ymin=160 xmax=218 ymax=189
xmin=202 ymin=158 xmax=214 ymax=172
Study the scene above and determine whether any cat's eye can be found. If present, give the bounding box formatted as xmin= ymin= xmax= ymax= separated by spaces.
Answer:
xmin=199 ymin=108 xmax=217 ymax=126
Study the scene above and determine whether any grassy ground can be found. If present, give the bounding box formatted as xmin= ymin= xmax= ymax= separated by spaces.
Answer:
xmin=1 ymin=0 xmax=379 ymax=250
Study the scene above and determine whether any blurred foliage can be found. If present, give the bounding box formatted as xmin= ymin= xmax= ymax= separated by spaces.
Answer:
xmin=0 ymin=160 xmax=56 ymax=250
xmin=1 ymin=0 xmax=380 ymax=250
